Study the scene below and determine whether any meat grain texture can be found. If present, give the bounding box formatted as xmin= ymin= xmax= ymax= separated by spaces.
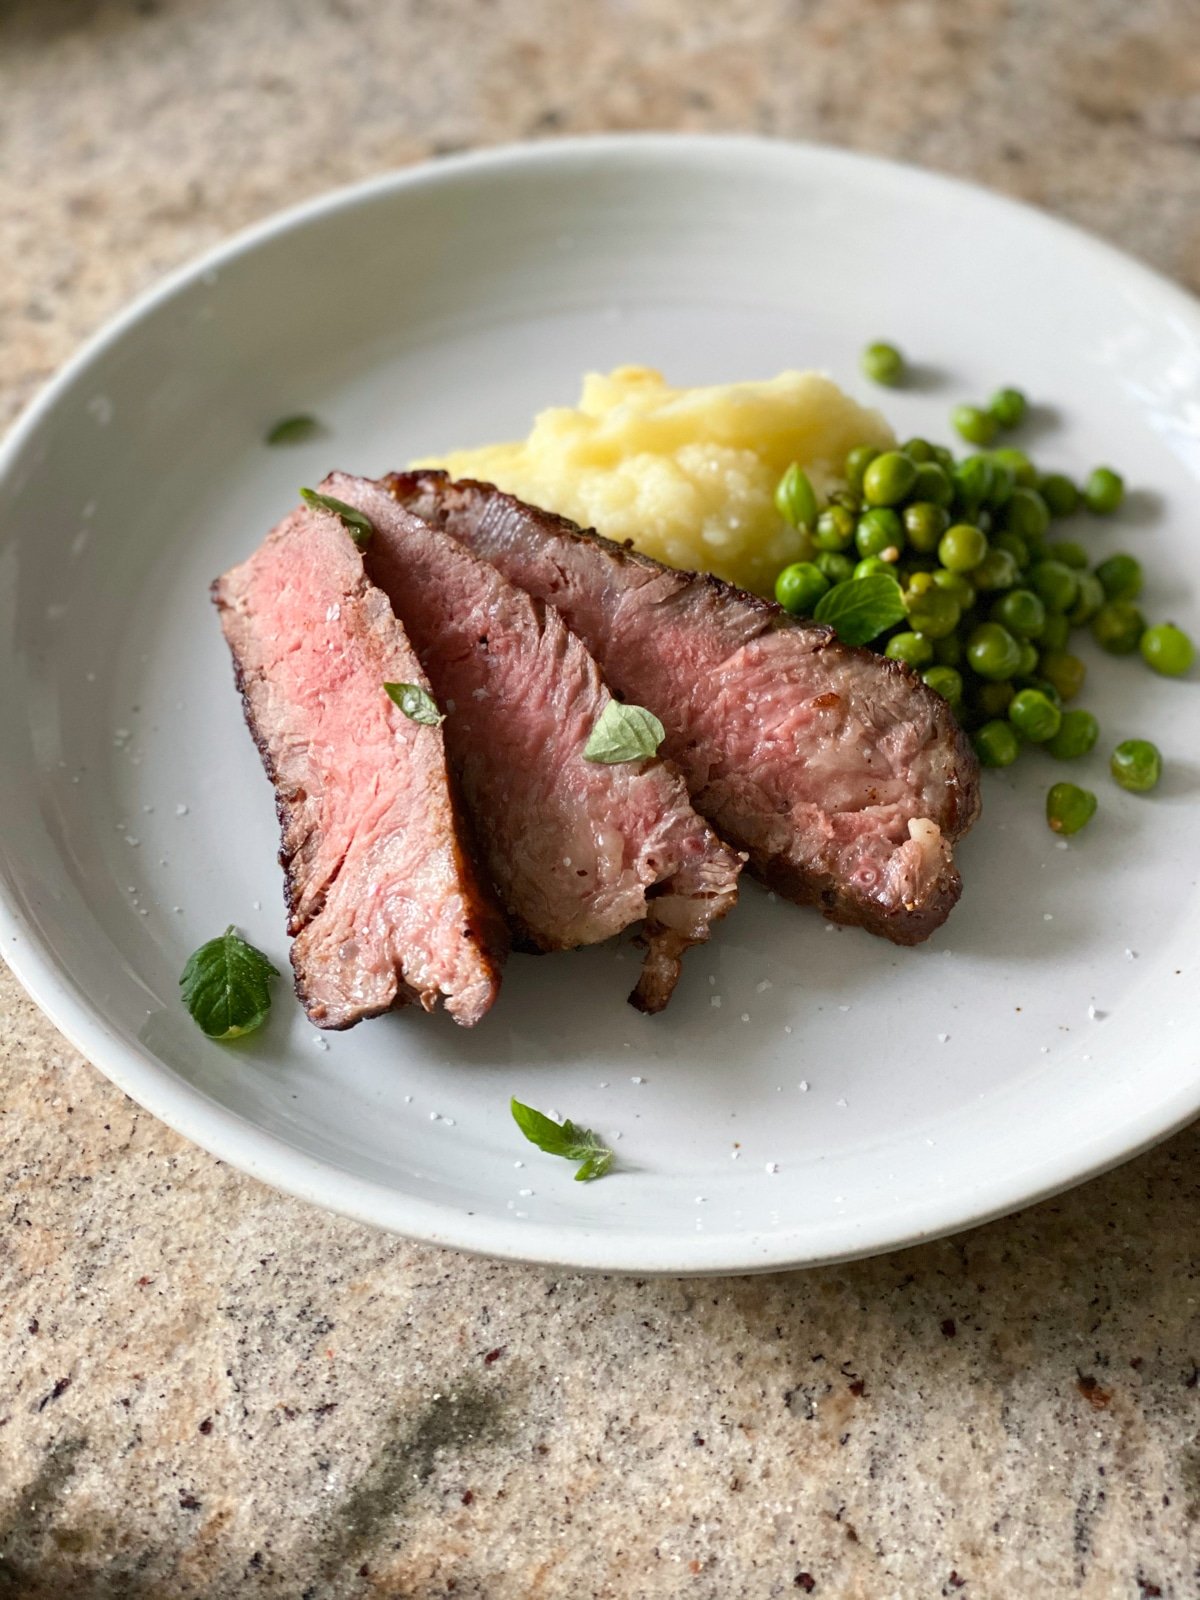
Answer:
xmin=321 ymin=472 xmax=742 ymax=1012
xmin=388 ymin=471 xmax=981 ymax=944
xmin=213 ymin=505 xmax=506 ymax=1028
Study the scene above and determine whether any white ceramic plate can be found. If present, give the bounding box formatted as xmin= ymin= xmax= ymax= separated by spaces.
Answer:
xmin=2 ymin=137 xmax=1198 ymax=1274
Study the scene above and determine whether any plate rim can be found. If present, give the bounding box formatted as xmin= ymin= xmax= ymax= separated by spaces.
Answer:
xmin=2 ymin=131 xmax=1199 ymax=1275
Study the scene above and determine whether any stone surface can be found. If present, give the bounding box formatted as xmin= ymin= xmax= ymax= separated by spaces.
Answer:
xmin=2 ymin=1 xmax=1199 ymax=1595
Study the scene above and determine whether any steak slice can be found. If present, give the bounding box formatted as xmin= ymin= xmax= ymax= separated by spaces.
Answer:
xmin=386 ymin=471 xmax=982 ymax=944
xmin=213 ymin=503 xmax=505 ymax=1029
xmin=320 ymin=472 xmax=742 ymax=1012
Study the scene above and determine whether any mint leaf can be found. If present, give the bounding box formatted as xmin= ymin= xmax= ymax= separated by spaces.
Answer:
xmin=510 ymin=1098 xmax=614 ymax=1182
xmin=299 ymin=487 xmax=373 ymax=547
xmin=583 ymin=700 xmax=665 ymax=764
xmin=180 ymin=926 xmax=279 ymax=1040
xmin=812 ymin=574 xmax=906 ymax=646
xmin=384 ymin=681 xmax=445 ymax=726
xmin=265 ymin=414 xmax=321 ymax=445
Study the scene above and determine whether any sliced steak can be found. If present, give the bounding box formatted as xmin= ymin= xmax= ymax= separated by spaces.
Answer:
xmin=386 ymin=470 xmax=981 ymax=944
xmin=213 ymin=504 xmax=505 ymax=1028
xmin=320 ymin=472 xmax=742 ymax=1012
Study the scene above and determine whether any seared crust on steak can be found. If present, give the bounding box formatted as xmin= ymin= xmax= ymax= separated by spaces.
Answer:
xmin=387 ymin=470 xmax=981 ymax=944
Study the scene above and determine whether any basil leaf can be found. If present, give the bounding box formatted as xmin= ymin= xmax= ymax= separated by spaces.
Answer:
xmin=384 ymin=681 xmax=445 ymax=726
xmin=812 ymin=574 xmax=906 ymax=646
xmin=180 ymin=926 xmax=279 ymax=1040
xmin=510 ymin=1098 xmax=614 ymax=1182
xmin=299 ymin=487 xmax=373 ymax=547
xmin=583 ymin=700 xmax=665 ymax=764
xmin=265 ymin=414 xmax=321 ymax=446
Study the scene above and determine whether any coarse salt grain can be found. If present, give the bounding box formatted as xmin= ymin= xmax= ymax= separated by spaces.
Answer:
xmin=765 ymin=1162 xmax=779 ymax=1175
xmin=711 ymin=995 xmax=722 ymax=1008
xmin=631 ymin=1075 xmax=644 ymax=1084
xmin=175 ymin=804 xmax=189 ymax=817
xmin=938 ymin=1033 xmax=950 ymax=1044
xmin=741 ymin=1012 xmax=750 ymax=1023
xmin=755 ymin=979 xmax=773 ymax=993
xmin=798 ymin=1080 xmax=808 ymax=1092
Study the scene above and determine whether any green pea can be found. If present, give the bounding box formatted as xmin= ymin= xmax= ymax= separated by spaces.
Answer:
xmin=972 ymin=547 xmax=1020 ymax=593
xmin=903 ymin=501 xmax=950 ymax=552
xmin=774 ymin=561 xmax=829 ymax=615
xmin=774 ymin=463 xmax=819 ymax=529
xmin=1030 ymin=559 xmax=1079 ymax=613
xmin=1015 ymin=638 xmax=1040 ymax=676
xmin=1047 ymin=540 xmax=1088 ymax=570
xmin=975 ymin=679 xmax=1015 ymax=718
xmin=973 ymin=719 xmax=1021 ymax=767
xmin=1110 ymin=738 xmax=1162 ymax=793
xmin=862 ymin=451 xmax=919 ymax=507
xmin=912 ymin=461 xmax=955 ymax=509
xmin=991 ymin=446 xmax=1037 ymax=488
xmin=1023 ymin=532 xmax=1050 ymax=568
xmin=1067 ymin=573 xmax=1104 ymax=627
xmin=856 ymin=507 xmax=905 ymax=559
xmin=1038 ymin=472 xmax=1080 ymax=518
xmin=829 ymin=488 xmax=862 ymax=514
xmin=953 ymin=454 xmax=995 ymax=511
xmin=1039 ymin=611 xmax=1071 ymax=652
xmin=815 ymin=550 xmax=855 ymax=585
xmin=967 ymin=621 xmax=1022 ymax=681
xmin=1095 ymin=553 xmax=1143 ymax=601
xmin=922 ymin=665 xmax=963 ymax=710
xmin=1047 ymin=709 xmax=1099 ymax=761
xmin=1008 ymin=688 xmax=1062 ymax=743
xmin=952 ymin=404 xmax=998 ymax=447
xmin=937 ymin=522 xmax=988 ymax=573
xmin=885 ymin=630 xmax=935 ymax=668
xmin=990 ymin=588 xmax=1045 ymax=639
xmin=853 ymin=556 xmax=898 ymax=580
xmin=904 ymin=582 xmax=961 ymax=639
xmin=1003 ymin=487 xmax=1051 ymax=540
xmin=813 ymin=504 xmax=856 ymax=551
xmin=845 ymin=444 xmax=881 ymax=495
xmin=984 ymin=459 xmax=1016 ymax=511
xmin=1038 ymin=650 xmax=1087 ymax=702
xmin=931 ymin=568 xmax=976 ymax=607
xmin=1019 ymin=675 xmax=1063 ymax=710
xmin=933 ymin=631 xmax=964 ymax=668
xmin=1046 ymin=782 xmax=1097 ymax=835
xmin=1084 ymin=466 xmax=1124 ymax=514
xmin=992 ymin=530 xmax=1030 ymax=571
xmin=988 ymin=388 xmax=1027 ymax=431
xmin=1140 ymin=622 xmax=1194 ymax=677
xmin=1091 ymin=600 xmax=1145 ymax=655
xmin=933 ymin=444 xmax=956 ymax=473
xmin=901 ymin=437 xmax=935 ymax=463
xmin=862 ymin=342 xmax=905 ymax=386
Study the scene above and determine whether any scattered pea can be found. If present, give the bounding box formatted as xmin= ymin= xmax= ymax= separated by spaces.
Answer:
xmin=884 ymin=631 xmax=935 ymax=668
xmin=1140 ymin=622 xmax=1194 ymax=677
xmin=1015 ymin=638 xmax=1040 ymax=677
xmin=973 ymin=719 xmax=1021 ymax=767
xmin=952 ymin=404 xmax=998 ymax=447
xmin=1038 ymin=650 xmax=1086 ymax=702
xmin=972 ymin=547 xmax=1021 ymax=592
xmin=967 ymin=621 xmax=1022 ymax=681
xmin=813 ymin=504 xmax=856 ymax=551
xmin=845 ymin=444 xmax=881 ymax=495
xmin=1067 ymin=572 xmax=1105 ymax=627
xmin=1038 ymin=472 xmax=1079 ymax=518
xmin=1084 ymin=466 xmax=1124 ymax=515
xmin=953 ymin=454 xmax=995 ymax=510
xmin=1094 ymin=553 xmax=1142 ymax=601
xmin=922 ymin=665 xmax=964 ymax=710
xmin=814 ymin=550 xmax=855 ymax=586
xmin=904 ymin=583 xmax=961 ymax=639
xmin=1039 ymin=611 xmax=1071 ymax=652
xmin=992 ymin=446 xmax=1037 ymax=487
xmin=863 ymin=451 xmax=919 ymax=507
xmin=1110 ymin=738 xmax=1162 ymax=793
xmin=931 ymin=568 xmax=976 ymax=607
xmin=901 ymin=437 xmax=935 ymax=463
xmin=938 ymin=522 xmax=989 ymax=573
xmin=1003 ymin=486 xmax=1051 ymax=539
xmin=1029 ymin=559 xmax=1078 ymax=613
xmin=1008 ymin=688 xmax=1062 ymax=743
xmin=1046 ymin=781 xmax=1097 ymax=835
xmin=911 ymin=461 xmax=955 ymax=508
xmin=990 ymin=588 xmax=1046 ymax=639
xmin=1091 ymin=600 xmax=1145 ymax=655
xmin=856 ymin=507 xmax=905 ymax=559
xmin=862 ymin=341 xmax=906 ymax=386
xmin=988 ymin=388 xmax=1027 ymax=430
xmin=1046 ymin=709 xmax=1099 ymax=760
xmin=1046 ymin=539 xmax=1088 ymax=570
xmin=774 ymin=464 xmax=819 ymax=529
xmin=903 ymin=501 xmax=950 ymax=551
xmin=853 ymin=556 xmax=898 ymax=580
xmin=975 ymin=679 xmax=1016 ymax=718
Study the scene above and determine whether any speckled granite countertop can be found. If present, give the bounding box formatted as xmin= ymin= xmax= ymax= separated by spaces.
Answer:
xmin=2 ymin=2 xmax=1199 ymax=1595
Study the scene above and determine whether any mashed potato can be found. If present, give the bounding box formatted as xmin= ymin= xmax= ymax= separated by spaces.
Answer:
xmin=420 ymin=366 xmax=893 ymax=595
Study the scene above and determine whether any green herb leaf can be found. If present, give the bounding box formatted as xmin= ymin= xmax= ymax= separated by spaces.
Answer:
xmin=180 ymin=926 xmax=279 ymax=1040
xmin=510 ymin=1098 xmax=614 ymax=1182
xmin=299 ymin=487 xmax=373 ymax=547
xmin=583 ymin=700 xmax=665 ymax=764
xmin=384 ymin=681 xmax=445 ymax=726
xmin=812 ymin=574 xmax=907 ymax=646
xmin=265 ymin=414 xmax=321 ymax=446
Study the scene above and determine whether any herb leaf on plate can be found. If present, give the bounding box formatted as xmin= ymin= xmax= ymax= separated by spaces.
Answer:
xmin=180 ymin=926 xmax=279 ymax=1040
xmin=384 ymin=681 xmax=445 ymax=726
xmin=583 ymin=700 xmax=665 ymax=764
xmin=265 ymin=414 xmax=321 ymax=446
xmin=299 ymin=487 xmax=374 ymax=547
xmin=812 ymin=574 xmax=907 ymax=646
xmin=510 ymin=1098 xmax=614 ymax=1182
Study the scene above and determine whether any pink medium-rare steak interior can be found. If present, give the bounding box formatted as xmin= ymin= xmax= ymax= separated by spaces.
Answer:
xmin=212 ymin=504 xmax=505 ymax=1028
xmin=321 ymin=472 xmax=743 ymax=1013
xmin=385 ymin=471 xmax=981 ymax=945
